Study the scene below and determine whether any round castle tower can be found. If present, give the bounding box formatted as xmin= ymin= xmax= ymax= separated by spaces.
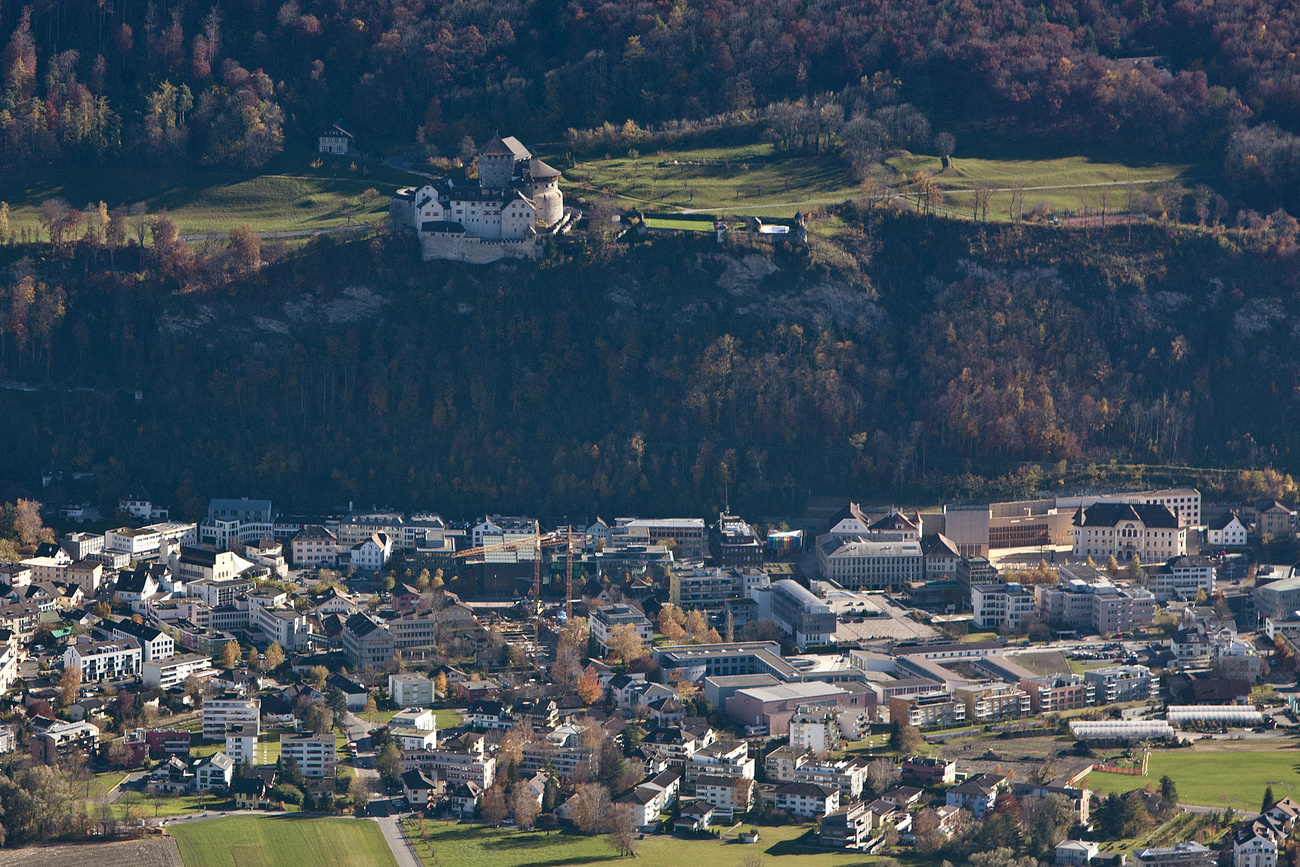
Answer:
xmin=525 ymin=158 xmax=564 ymax=226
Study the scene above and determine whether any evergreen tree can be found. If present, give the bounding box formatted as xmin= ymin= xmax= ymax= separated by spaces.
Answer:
xmin=1264 ymin=786 xmax=1276 ymax=812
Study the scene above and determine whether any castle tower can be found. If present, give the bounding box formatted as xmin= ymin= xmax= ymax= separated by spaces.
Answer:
xmin=478 ymin=134 xmax=530 ymax=191
xmin=525 ymin=157 xmax=564 ymax=226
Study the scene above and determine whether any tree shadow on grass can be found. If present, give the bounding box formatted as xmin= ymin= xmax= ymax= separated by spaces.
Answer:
xmin=513 ymin=858 xmax=619 ymax=867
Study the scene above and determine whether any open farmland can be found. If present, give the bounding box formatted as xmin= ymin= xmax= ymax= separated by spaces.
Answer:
xmin=1086 ymin=745 xmax=1300 ymax=809
xmin=169 ymin=815 xmax=396 ymax=867
xmin=888 ymin=151 xmax=1196 ymax=222
xmin=403 ymin=819 xmax=883 ymax=867
xmin=0 ymin=837 xmax=182 ymax=867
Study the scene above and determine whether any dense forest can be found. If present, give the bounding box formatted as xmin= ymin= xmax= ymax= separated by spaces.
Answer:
xmin=1 ymin=211 xmax=1299 ymax=518
xmin=7 ymin=0 xmax=1300 ymax=208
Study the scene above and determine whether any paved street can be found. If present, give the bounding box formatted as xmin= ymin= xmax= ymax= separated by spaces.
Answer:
xmin=373 ymin=815 xmax=422 ymax=867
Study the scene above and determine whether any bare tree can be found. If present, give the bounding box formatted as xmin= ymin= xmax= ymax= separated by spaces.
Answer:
xmin=607 ymin=802 xmax=640 ymax=856
xmin=512 ymin=785 xmax=540 ymax=830
xmin=570 ymin=782 xmax=611 ymax=834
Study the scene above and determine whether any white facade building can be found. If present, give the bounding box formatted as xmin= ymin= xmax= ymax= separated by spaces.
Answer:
xmin=971 ymin=583 xmax=1037 ymax=632
xmin=1072 ymin=503 xmax=1187 ymax=561
xmin=64 ymin=638 xmax=142 ymax=681
xmin=816 ymin=537 xmax=923 ymax=590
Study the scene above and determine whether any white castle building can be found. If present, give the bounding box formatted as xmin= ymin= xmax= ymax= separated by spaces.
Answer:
xmin=390 ymin=135 xmax=566 ymax=263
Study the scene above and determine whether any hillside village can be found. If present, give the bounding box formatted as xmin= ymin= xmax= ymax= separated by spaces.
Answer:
xmin=2 ymin=480 xmax=1300 ymax=864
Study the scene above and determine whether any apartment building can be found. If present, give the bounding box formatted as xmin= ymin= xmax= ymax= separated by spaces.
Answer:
xmin=110 ymin=619 xmax=174 ymax=662
xmin=281 ymin=732 xmax=337 ymax=777
xmin=143 ymin=653 xmax=215 ymax=689
xmin=1036 ymin=572 xmax=1156 ymax=633
xmin=1020 ymin=674 xmax=1095 ymax=713
xmin=1147 ymin=556 xmax=1216 ymax=602
xmin=589 ymin=604 xmax=654 ymax=651
xmin=389 ymin=673 xmax=435 ymax=707
xmin=954 ymin=682 xmax=1031 ymax=722
xmin=342 ymin=613 xmax=394 ymax=667
xmin=1083 ymin=665 xmax=1153 ymax=704
xmin=202 ymin=695 xmax=261 ymax=739
xmin=291 ymin=525 xmax=339 ymax=568
xmin=64 ymin=637 xmax=142 ymax=681
xmin=888 ymin=692 xmax=966 ymax=727
xmin=775 ymin=782 xmax=839 ymax=819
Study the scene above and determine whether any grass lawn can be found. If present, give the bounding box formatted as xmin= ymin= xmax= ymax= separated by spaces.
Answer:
xmin=960 ymin=632 xmax=1000 ymax=644
xmin=1085 ymin=747 xmax=1300 ymax=809
xmin=171 ymin=815 xmax=396 ymax=867
xmin=74 ymin=770 xmax=128 ymax=802
xmin=1067 ymin=658 xmax=1120 ymax=675
xmin=887 ymin=150 xmax=1195 ymax=221
xmin=402 ymin=819 xmax=884 ymax=867
xmin=0 ymin=158 xmax=422 ymax=239
xmin=644 ymin=217 xmax=716 ymax=232
xmin=434 ymin=708 xmax=464 ymax=729
xmin=557 ymin=143 xmax=860 ymax=217
xmin=1015 ymin=651 xmax=1072 ymax=676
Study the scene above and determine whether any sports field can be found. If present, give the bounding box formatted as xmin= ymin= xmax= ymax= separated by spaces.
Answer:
xmin=1085 ymin=746 xmax=1300 ymax=809
xmin=403 ymin=819 xmax=878 ymax=867
xmin=170 ymin=815 xmax=397 ymax=867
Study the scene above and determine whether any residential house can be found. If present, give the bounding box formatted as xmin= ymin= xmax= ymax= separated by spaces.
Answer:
xmin=350 ymin=533 xmax=393 ymax=573
xmin=945 ymin=772 xmax=1007 ymax=818
xmin=1056 ymin=840 xmax=1101 ymax=867
xmin=673 ymin=800 xmax=716 ymax=832
xmin=193 ymin=752 xmax=236 ymax=792
xmin=1255 ymin=502 xmax=1296 ymax=540
xmin=1208 ymin=513 xmax=1248 ymax=549
xmin=692 ymin=774 xmax=755 ymax=819
xmin=401 ymin=768 xmax=442 ymax=809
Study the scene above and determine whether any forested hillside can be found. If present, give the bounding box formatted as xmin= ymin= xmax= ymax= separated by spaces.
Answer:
xmin=5 ymin=0 xmax=1300 ymax=210
xmin=2 ymin=215 xmax=1299 ymax=517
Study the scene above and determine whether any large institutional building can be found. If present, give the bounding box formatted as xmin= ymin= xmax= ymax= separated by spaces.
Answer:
xmin=390 ymin=135 xmax=567 ymax=263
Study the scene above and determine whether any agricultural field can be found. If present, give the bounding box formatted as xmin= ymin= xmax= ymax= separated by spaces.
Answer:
xmin=557 ymin=144 xmax=861 ymax=217
xmin=887 ymin=151 xmax=1197 ymax=222
xmin=170 ymin=815 xmax=396 ymax=867
xmin=402 ymin=819 xmax=883 ymax=867
xmin=0 ymin=837 xmax=183 ymax=867
xmin=0 ymin=157 xmax=421 ymax=240
xmin=1086 ymin=746 xmax=1300 ymax=809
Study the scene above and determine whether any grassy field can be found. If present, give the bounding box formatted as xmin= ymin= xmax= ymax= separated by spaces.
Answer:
xmin=171 ymin=815 xmax=396 ymax=867
xmin=402 ymin=819 xmax=885 ymax=867
xmin=887 ymin=151 xmax=1195 ymax=222
xmin=557 ymin=144 xmax=860 ymax=217
xmin=1086 ymin=747 xmax=1300 ymax=809
xmin=1068 ymin=658 xmax=1122 ymax=675
xmin=0 ymin=157 xmax=420 ymax=239
xmin=434 ymin=708 xmax=464 ymax=729
xmin=1015 ymin=651 xmax=1072 ymax=676
xmin=644 ymin=217 xmax=717 ymax=232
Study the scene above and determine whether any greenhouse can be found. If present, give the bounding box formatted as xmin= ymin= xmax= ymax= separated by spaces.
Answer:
xmin=1069 ymin=720 xmax=1175 ymax=740
xmin=1165 ymin=705 xmax=1263 ymax=726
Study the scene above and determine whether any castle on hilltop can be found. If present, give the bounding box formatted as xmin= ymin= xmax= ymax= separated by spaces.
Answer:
xmin=390 ymin=135 xmax=569 ymax=264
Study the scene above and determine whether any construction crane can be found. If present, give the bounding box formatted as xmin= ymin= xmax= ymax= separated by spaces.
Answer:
xmin=453 ymin=529 xmax=577 ymax=671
